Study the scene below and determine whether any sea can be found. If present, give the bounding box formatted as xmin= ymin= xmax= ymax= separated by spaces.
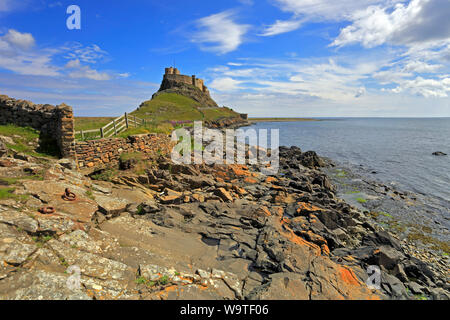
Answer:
xmin=245 ymin=118 xmax=450 ymax=229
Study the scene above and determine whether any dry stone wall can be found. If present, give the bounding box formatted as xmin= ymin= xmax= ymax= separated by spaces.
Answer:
xmin=75 ymin=133 xmax=173 ymax=169
xmin=0 ymin=95 xmax=75 ymax=158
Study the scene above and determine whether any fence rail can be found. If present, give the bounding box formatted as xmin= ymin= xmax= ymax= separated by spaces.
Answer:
xmin=75 ymin=113 xmax=146 ymax=140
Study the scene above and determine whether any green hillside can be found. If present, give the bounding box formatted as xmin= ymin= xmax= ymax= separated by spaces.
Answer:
xmin=130 ymin=92 xmax=239 ymax=123
xmin=74 ymin=92 xmax=242 ymax=138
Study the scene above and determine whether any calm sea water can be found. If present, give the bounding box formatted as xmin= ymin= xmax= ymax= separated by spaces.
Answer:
xmin=247 ymin=118 xmax=450 ymax=208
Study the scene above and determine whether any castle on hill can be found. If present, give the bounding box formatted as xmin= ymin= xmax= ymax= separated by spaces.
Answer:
xmin=163 ymin=67 xmax=211 ymax=96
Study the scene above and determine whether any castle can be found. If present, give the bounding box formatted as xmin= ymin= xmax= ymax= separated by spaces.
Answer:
xmin=163 ymin=67 xmax=210 ymax=96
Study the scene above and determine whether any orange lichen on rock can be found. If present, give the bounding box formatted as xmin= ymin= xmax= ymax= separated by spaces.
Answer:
xmin=233 ymin=186 xmax=247 ymax=196
xmin=244 ymin=177 xmax=258 ymax=184
xmin=276 ymin=217 xmax=321 ymax=255
xmin=230 ymin=165 xmax=251 ymax=177
xmin=296 ymin=202 xmax=322 ymax=215
xmin=321 ymin=244 xmax=330 ymax=256
xmin=265 ymin=176 xmax=278 ymax=184
xmin=273 ymin=192 xmax=296 ymax=204
xmin=339 ymin=266 xmax=361 ymax=286
xmin=271 ymin=184 xmax=285 ymax=191
xmin=256 ymin=206 xmax=271 ymax=217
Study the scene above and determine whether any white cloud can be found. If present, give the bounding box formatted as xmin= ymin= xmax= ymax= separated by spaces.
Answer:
xmin=273 ymin=0 xmax=403 ymax=21
xmin=0 ymin=30 xmax=126 ymax=81
xmin=388 ymin=76 xmax=450 ymax=98
xmin=355 ymin=87 xmax=366 ymax=98
xmin=332 ymin=0 xmax=450 ymax=48
xmin=260 ymin=19 xmax=303 ymax=36
xmin=209 ymin=57 xmax=383 ymax=103
xmin=403 ymin=60 xmax=442 ymax=73
xmin=68 ymin=66 xmax=112 ymax=81
xmin=192 ymin=10 xmax=250 ymax=54
xmin=2 ymin=29 xmax=35 ymax=50
xmin=65 ymin=59 xmax=81 ymax=69
xmin=373 ymin=69 xmax=413 ymax=84
xmin=64 ymin=43 xmax=109 ymax=64
xmin=65 ymin=59 xmax=111 ymax=81
xmin=0 ymin=30 xmax=58 ymax=76
xmin=210 ymin=77 xmax=243 ymax=91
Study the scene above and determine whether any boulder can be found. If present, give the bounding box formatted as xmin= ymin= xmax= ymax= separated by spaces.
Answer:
xmin=298 ymin=151 xmax=325 ymax=168
xmin=432 ymin=151 xmax=447 ymax=156
xmin=96 ymin=195 xmax=130 ymax=216
xmin=214 ymin=188 xmax=233 ymax=202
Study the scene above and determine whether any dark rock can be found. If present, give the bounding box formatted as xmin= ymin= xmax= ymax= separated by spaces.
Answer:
xmin=407 ymin=281 xmax=425 ymax=295
xmin=373 ymin=246 xmax=405 ymax=270
xmin=13 ymin=153 xmax=32 ymax=162
xmin=403 ymin=258 xmax=436 ymax=283
xmin=380 ymin=273 xmax=408 ymax=299
xmin=0 ymin=140 xmax=7 ymax=157
xmin=298 ymin=151 xmax=325 ymax=168
xmin=119 ymin=157 xmax=138 ymax=170
xmin=430 ymin=288 xmax=450 ymax=300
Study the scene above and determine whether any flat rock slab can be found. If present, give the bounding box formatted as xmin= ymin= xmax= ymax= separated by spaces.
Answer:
xmin=95 ymin=195 xmax=130 ymax=216
xmin=22 ymin=180 xmax=98 ymax=222
xmin=47 ymin=239 xmax=134 ymax=281
xmin=0 ymin=240 xmax=36 ymax=266
xmin=0 ymin=210 xmax=39 ymax=233
xmin=0 ymin=270 xmax=92 ymax=300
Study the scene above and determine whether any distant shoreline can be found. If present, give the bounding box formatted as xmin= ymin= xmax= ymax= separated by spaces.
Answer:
xmin=248 ymin=117 xmax=320 ymax=122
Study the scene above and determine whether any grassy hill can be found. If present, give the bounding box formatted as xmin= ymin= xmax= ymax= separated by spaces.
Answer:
xmin=74 ymin=117 xmax=115 ymax=131
xmin=130 ymin=92 xmax=239 ymax=123
xmin=74 ymin=92 xmax=242 ymax=138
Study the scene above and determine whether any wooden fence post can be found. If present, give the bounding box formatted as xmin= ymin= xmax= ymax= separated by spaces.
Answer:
xmin=100 ymin=127 xmax=104 ymax=138
xmin=113 ymin=119 xmax=117 ymax=136
xmin=81 ymin=130 xmax=84 ymax=140
xmin=134 ymin=116 xmax=137 ymax=128
xmin=125 ymin=113 xmax=129 ymax=128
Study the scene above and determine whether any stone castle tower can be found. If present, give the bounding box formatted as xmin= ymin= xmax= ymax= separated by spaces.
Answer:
xmin=163 ymin=67 xmax=210 ymax=96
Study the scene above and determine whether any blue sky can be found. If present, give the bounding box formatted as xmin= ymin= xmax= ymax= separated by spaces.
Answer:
xmin=0 ymin=0 xmax=449 ymax=117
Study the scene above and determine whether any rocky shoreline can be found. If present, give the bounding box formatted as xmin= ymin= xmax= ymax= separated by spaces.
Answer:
xmin=322 ymin=159 xmax=449 ymax=285
xmin=0 ymin=137 xmax=449 ymax=299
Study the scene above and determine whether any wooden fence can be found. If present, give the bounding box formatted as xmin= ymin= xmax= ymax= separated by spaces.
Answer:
xmin=75 ymin=113 xmax=146 ymax=140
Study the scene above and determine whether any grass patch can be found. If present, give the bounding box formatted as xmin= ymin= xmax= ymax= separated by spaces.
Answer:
xmin=335 ymin=169 xmax=347 ymax=178
xmin=74 ymin=117 xmax=115 ymax=131
xmin=379 ymin=211 xmax=393 ymax=218
xmin=0 ymin=171 xmax=45 ymax=186
xmin=32 ymin=234 xmax=53 ymax=248
xmin=0 ymin=187 xmax=28 ymax=201
xmin=201 ymin=106 xmax=240 ymax=120
xmin=0 ymin=124 xmax=40 ymax=141
xmin=407 ymin=231 xmax=450 ymax=254
xmin=131 ymin=93 xmax=204 ymax=122
xmin=85 ymin=189 xmax=95 ymax=200
xmin=135 ymin=275 xmax=171 ymax=288
xmin=90 ymin=169 xmax=116 ymax=182
xmin=117 ymin=122 xmax=175 ymax=138
xmin=135 ymin=204 xmax=146 ymax=216
xmin=0 ymin=124 xmax=59 ymax=158
xmin=120 ymin=151 xmax=144 ymax=162
xmin=356 ymin=197 xmax=367 ymax=204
